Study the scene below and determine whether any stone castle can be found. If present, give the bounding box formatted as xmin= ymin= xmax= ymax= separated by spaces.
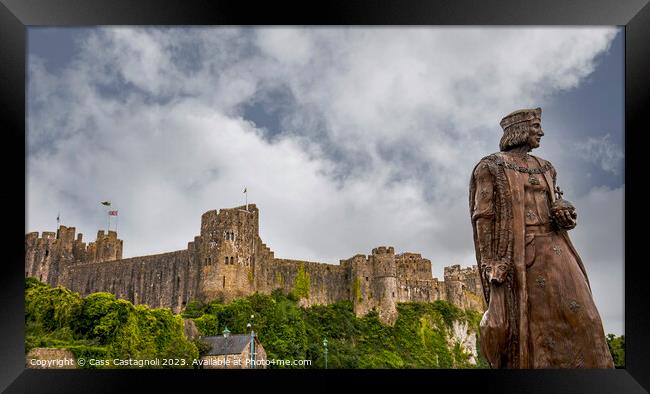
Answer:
xmin=25 ymin=204 xmax=484 ymax=324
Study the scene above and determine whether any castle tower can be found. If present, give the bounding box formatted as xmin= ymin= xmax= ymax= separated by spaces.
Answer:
xmin=197 ymin=204 xmax=260 ymax=302
xmin=346 ymin=246 xmax=399 ymax=325
xmin=85 ymin=230 xmax=123 ymax=263
xmin=347 ymin=254 xmax=372 ymax=317
xmin=25 ymin=225 xmax=91 ymax=286
xmin=370 ymin=246 xmax=398 ymax=325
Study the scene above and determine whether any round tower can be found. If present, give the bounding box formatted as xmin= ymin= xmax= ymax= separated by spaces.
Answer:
xmin=197 ymin=204 xmax=260 ymax=302
xmin=371 ymin=246 xmax=398 ymax=325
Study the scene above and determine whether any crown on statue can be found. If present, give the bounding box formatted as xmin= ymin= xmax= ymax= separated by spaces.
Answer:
xmin=500 ymin=107 xmax=542 ymax=131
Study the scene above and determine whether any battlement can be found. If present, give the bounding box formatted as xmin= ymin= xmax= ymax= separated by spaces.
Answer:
xmin=371 ymin=246 xmax=395 ymax=256
xmin=397 ymin=252 xmax=423 ymax=260
xmin=444 ymin=264 xmax=478 ymax=280
xmin=96 ymin=230 xmax=118 ymax=239
xmin=26 ymin=203 xmax=484 ymax=324
xmin=200 ymin=204 xmax=259 ymax=241
xmin=26 ymin=232 xmax=39 ymax=242
xmin=444 ymin=264 xmax=461 ymax=276
xmin=26 ymin=226 xmax=83 ymax=245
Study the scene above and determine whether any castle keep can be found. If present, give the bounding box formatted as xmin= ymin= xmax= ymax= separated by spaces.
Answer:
xmin=25 ymin=204 xmax=484 ymax=324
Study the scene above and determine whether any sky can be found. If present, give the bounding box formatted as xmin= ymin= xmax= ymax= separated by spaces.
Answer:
xmin=26 ymin=27 xmax=624 ymax=335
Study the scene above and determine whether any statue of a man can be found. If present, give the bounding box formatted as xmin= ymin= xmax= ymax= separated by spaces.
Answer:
xmin=469 ymin=107 xmax=614 ymax=368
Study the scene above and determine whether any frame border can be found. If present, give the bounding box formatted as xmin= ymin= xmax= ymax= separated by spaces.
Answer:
xmin=1 ymin=0 xmax=648 ymax=392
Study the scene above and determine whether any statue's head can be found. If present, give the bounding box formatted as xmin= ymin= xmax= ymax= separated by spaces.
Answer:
xmin=481 ymin=259 xmax=510 ymax=285
xmin=499 ymin=107 xmax=544 ymax=152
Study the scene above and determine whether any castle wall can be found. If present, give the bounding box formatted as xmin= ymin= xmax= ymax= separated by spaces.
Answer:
xmin=261 ymin=258 xmax=349 ymax=307
xmin=26 ymin=204 xmax=485 ymax=325
xmin=396 ymin=253 xmax=432 ymax=280
xmin=397 ymin=278 xmax=446 ymax=303
xmin=443 ymin=264 xmax=486 ymax=311
xmin=64 ymin=249 xmax=199 ymax=313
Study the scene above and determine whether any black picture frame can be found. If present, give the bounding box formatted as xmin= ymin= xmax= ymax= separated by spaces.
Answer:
xmin=1 ymin=0 xmax=648 ymax=392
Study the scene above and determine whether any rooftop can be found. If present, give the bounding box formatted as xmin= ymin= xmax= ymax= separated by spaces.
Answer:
xmin=201 ymin=334 xmax=256 ymax=356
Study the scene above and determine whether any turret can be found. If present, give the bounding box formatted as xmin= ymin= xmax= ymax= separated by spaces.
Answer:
xmin=85 ymin=230 xmax=123 ymax=263
xmin=370 ymin=246 xmax=398 ymax=325
xmin=197 ymin=204 xmax=260 ymax=302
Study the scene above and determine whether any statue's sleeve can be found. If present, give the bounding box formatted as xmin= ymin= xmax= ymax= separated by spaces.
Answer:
xmin=472 ymin=162 xmax=495 ymax=261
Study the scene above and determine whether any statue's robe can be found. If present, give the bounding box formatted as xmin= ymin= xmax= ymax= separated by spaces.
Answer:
xmin=470 ymin=151 xmax=614 ymax=368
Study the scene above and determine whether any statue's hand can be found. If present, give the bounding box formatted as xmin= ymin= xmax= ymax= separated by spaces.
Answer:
xmin=553 ymin=207 xmax=577 ymax=230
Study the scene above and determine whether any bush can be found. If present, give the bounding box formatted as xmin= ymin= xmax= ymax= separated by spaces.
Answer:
xmin=25 ymin=279 xmax=198 ymax=368
xmin=25 ymin=278 xmax=482 ymax=369
xmin=25 ymin=281 xmax=83 ymax=331
xmin=606 ymin=334 xmax=625 ymax=368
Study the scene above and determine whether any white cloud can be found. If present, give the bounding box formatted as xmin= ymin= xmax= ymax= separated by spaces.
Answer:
xmin=574 ymin=133 xmax=624 ymax=175
xmin=569 ymin=186 xmax=624 ymax=335
xmin=27 ymin=27 xmax=622 ymax=333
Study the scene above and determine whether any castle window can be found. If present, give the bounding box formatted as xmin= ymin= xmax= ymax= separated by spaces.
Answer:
xmin=223 ymin=276 xmax=226 ymax=288
xmin=365 ymin=277 xmax=368 ymax=281
xmin=225 ymin=257 xmax=228 ymax=264
xmin=230 ymin=257 xmax=234 ymax=264
xmin=45 ymin=249 xmax=49 ymax=257
xmin=392 ymin=292 xmax=395 ymax=298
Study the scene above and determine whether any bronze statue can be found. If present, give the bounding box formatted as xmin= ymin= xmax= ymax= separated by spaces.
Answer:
xmin=469 ymin=108 xmax=614 ymax=368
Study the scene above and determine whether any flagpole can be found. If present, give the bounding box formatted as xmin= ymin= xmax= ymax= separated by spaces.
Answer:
xmin=101 ymin=201 xmax=112 ymax=232
xmin=244 ymin=187 xmax=248 ymax=211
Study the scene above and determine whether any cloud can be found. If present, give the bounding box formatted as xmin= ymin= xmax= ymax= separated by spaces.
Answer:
xmin=569 ymin=186 xmax=624 ymax=335
xmin=27 ymin=27 xmax=622 ymax=333
xmin=574 ymin=133 xmax=624 ymax=175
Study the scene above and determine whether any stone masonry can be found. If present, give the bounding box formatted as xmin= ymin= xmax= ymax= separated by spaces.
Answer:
xmin=25 ymin=204 xmax=485 ymax=325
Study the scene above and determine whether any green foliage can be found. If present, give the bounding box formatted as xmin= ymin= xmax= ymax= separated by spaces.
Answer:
xmin=25 ymin=278 xmax=198 ymax=368
xmin=25 ymin=278 xmax=485 ymax=369
xmin=181 ymin=300 xmax=205 ymax=318
xmin=193 ymin=314 xmax=218 ymax=336
xmin=187 ymin=293 xmax=484 ymax=369
xmin=292 ymin=263 xmax=310 ymax=299
xmin=606 ymin=334 xmax=625 ymax=368
xmin=25 ymin=280 xmax=83 ymax=332
xmin=430 ymin=300 xmax=462 ymax=328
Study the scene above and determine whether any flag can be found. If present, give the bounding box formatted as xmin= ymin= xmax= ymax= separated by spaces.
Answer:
xmin=56 ymin=213 xmax=60 ymax=224
xmin=108 ymin=210 xmax=118 ymax=216
xmin=101 ymin=201 xmax=111 ymax=206
xmin=243 ymin=188 xmax=247 ymax=193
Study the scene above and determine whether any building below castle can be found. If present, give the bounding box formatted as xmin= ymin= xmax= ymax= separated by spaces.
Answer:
xmin=25 ymin=204 xmax=485 ymax=324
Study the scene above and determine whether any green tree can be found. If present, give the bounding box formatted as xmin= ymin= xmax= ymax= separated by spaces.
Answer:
xmin=606 ymin=334 xmax=625 ymax=368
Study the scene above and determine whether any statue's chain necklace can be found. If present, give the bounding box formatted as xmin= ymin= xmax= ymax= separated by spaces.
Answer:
xmin=493 ymin=156 xmax=552 ymax=175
